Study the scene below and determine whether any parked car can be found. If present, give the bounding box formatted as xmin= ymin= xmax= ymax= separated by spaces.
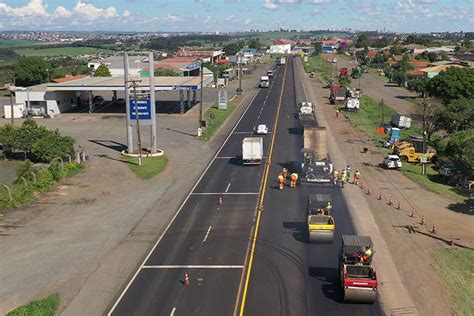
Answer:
xmin=93 ymin=96 xmax=105 ymax=104
xmin=383 ymin=155 xmax=402 ymax=169
xmin=256 ymin=124 xmax=268 ymax=135
xmin=439 ymin=164 xmax=458 ymax=178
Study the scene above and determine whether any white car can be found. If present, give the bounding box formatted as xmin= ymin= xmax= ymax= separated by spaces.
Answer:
xmin=383 ymin=155 xmax=402 ymax=169
xmin=256 ymin=124 xmax=268 ymax=135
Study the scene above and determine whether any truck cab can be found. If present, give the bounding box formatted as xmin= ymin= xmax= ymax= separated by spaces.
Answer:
xmin=267 ymin=70 xmax=274 ymax=78
xmin=260 ymin=76 xmax=269 ymax=88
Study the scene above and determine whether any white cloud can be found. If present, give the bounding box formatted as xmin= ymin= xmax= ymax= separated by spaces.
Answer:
xmin=54 ymin=6 xmax=72 ymax=18
xmin=262 ymin=0 xmax=279 ymax=10
xmin=226 ymin=15 xmax=237 ymax=22
xmin=413 ymin=0 xmax=437 ymax=3
xmin=123 ymin=10 xmax=130 ymax=17
xmin=167 ymin=14 xmax=177 ymax=22
xmin=244 ymin=18 xmax=252 ymax=25
xmin=304 ymin=0 xmax=333 ymax=4
xmin=0 ymin=0 xmax=48 ymax=17
xmin=73 ymin=1 xmax=117 ymax=21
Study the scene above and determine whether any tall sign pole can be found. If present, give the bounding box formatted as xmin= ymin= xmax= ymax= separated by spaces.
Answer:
xmin=200 ymin=61 xmax=204 ymax=126
xmin=149 ymin=52 xmax=157 ymax=153
xmin=129 ymin=80 xmax=143 ymax=166
xmin=124 ymin=52 xmax=134 ymax=154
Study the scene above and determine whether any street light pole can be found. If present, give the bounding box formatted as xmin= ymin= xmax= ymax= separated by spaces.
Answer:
xmin=238 ymin=51 xmax=242 ymax=95
xmin=422 ymin=96 xmax=428 ymax=176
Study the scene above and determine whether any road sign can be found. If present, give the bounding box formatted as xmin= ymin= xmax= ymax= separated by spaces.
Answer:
xmin=420 ymin=154 xmax=429 ymax=164
xmin=218 ymin=90 xmax=228 ymax=110
xmin=130 ymin=99 xmax=152 ymax=125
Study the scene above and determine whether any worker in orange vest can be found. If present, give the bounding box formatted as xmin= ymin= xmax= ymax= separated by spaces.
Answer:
xmin=282 ymin=168 xmax=288 ymax=180
xmin=277 ymin=173 xmax=285 ymax=190
xmin=353 ymin=169 xmax=361 ymax=185
xmin=290 ymin=173 xmax=298 ymax=188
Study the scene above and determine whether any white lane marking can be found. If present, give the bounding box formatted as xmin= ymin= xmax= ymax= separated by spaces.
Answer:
xmin=225 ymin=183 xmax=231 ymax=192
xmin=191 ymin=192 xmax=259 ymax=195
xmin=107 ymin=85 xmax=263 ymax=316
xmin=233 ymin=132 xmax=254 ymax=134
xmin=203 ymin=225 xmax=212 ymax=242
xmin=142 ymin=265 xmax=244 ymax=269
xmin=215 ymin=156 xmax=236 ymax=159
xmin=170 ymin=307 xmax=176 ymax=316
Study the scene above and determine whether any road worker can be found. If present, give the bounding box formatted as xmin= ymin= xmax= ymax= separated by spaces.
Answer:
xmin=346 ymin=165 xmax=352 ymax=179
xmin=290 ymin=173 xmax=298 ymax=188
xmin=277 ymin=173 xmax=285 ymax=190
xmin=326 ymin=201 xmax=333 ymax=214
xmin=341 ymin=168 xmax=348 ymax=187
xmin=353 ymin=169 xmax=361 ymax=185
xmin=360 ymin=246 xmax=373 ymax=263
xmin=332 ymin=169 xmax=339 ymax=186
xmin=282 ymin=167 xmax=288 ymax=180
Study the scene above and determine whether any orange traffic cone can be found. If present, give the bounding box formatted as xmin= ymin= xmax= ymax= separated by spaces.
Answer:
xmin=378 ymin=193 xmax=384 ymax=200
xmin=410 ymin=209 xmax=416 ymax=218
xmin=431 ymin=225 xmax=436 ymax=234
xmin=420 ymin=216 xmax=425 ymax=225
xmin=217 ymin=196 xmax=223 ymax=206
xmin=448 ymin=235 xmax=454 ymax=246
xmin=367 ymin=188 xmax=372 ymax=195
xmin=397 ymin=201 xmax=402 ymax=210
xmin=388 ymin=196 xmax=393 ymax=206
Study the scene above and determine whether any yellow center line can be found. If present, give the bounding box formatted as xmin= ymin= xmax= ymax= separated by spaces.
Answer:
xmin=238 ymin=62 xmax=288 ymax=316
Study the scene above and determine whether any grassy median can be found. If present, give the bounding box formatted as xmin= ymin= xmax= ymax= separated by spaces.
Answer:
xmin=432 ymin=248 xmax=474 ymax=315
xmin=301 ymin=55 xmax=337 ymax=84
xmin=198 ymin=99 xmax=238 ymax=141
xmin=7 ymin=293 xmax=60 ymax=316
xmin=123 ymin=155 xmax=168 ymax=180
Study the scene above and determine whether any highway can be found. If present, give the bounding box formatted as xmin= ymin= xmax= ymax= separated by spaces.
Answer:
xmin=108 ymin=58 xmax=378 ymax=315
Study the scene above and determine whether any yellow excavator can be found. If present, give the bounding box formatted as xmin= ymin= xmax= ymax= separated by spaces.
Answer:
xmin=394 ymin=136 xmax=436 ymax=163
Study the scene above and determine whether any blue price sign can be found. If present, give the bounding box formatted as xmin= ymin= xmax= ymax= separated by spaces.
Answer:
xmin=130 ymin=99 xmax=151 ymax=121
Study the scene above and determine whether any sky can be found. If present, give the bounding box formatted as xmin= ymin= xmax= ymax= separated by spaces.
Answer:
xmin=0 ymin=0 xmax=472 ymax=33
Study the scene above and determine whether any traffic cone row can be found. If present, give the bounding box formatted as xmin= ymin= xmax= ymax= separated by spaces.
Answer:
xmin=378 ymin=193 xmax=383 ymax=200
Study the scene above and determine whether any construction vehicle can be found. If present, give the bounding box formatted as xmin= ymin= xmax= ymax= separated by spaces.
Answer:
xmin=345 ymin=89 xmax=360 ymax=111
xmin=301 ymin=127 xmax=333 ymax=183
xmin=299 ymin=112 xmax=316 ymax=129
xmin=392 ymin=113 xmax=412 ymax=129
xmin=329 ymin=85 xmax=347 ymax=104
xmin=339 ymin=235 xmax=377 ymax=304
xmin=306 ymin=194 xmax=335 ymax=243
xmin=298 ymin=101 xmax=314 ymax=114
xmin=351 ymin=66 xmax=362 ymax=79
xmin=339 ymin=67 xmax=349 ymax=78
xmin=394 ymin=136 xmax=436 ymax=163
xmin=242 ymin=137 xmax=263 ymax=165
xmin=260 ymin=76 xmax=269 ymax=88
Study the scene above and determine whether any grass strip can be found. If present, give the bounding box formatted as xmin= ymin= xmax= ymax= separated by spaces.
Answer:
xmin=300 ymin=55 xmax=337 ymax=84
xmin=432 ymin=248 xmax=474 ymax=315
xmin=402 ymin=163 xmax=468 ymax=203
xmin=6 ymin=293 xmax=60 ymax=316
xmin=15 ymin=47 xmax=112 ymax=57
xmin=198 ymin=99 xmax=238 ymax=141
xmin=123 ymin=155 xmax=168 ymax=180
xmin=345 ymin=95 xmax=423 ymax=147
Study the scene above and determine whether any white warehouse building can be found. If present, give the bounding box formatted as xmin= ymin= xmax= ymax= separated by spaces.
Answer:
xmin=268 ymin=44 xmax=292 ymax=54
xmin=88 ymin=55 xmax=148 ymax=77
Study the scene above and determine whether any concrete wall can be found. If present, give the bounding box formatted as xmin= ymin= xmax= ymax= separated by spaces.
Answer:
xmin=15 ymin=90 xmax=78 ymax=115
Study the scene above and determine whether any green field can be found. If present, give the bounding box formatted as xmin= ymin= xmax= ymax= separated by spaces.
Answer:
xmin=432 ymin=248 xmax=474 ymax=315
xmin=15 ymin=47 xmax=112 ymax=57
xmin=7 ymin=293 xmax=59 ymax=316
xmin=0 ymin=40 xmax=39 ymax=48
xmin=345 ymin=95 xmax=423 ymax=147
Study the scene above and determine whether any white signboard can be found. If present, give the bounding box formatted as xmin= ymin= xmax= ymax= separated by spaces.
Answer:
xmin=218 ymin=90 xmax=228 ymax=110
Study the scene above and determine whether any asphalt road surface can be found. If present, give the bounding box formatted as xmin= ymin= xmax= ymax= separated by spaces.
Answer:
xmin=108 ymin=58 xmax=378 ymax=315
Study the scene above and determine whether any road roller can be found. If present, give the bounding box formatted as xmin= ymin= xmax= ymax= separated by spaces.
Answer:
xmin=339 ymin=235 xmax=377 ymax=304
xmin=306 ymin=194 xmax=335 ymax=243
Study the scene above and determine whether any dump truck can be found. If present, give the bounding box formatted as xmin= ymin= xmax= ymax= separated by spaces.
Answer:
xmin=329 ymin=85 xmax=347 ymax=104
xmin=306 ymin=194 xmax=335 ymax=243
xmin=394 ymin=136 xmax=436 ymax=163
xmin=339 ymin=235 xmax=377 ymax=304
xmin=260 ymin=76 xmax=269 ymax=88
xmin=301 ymin=127 xmax=333 ymax=183
xmin=242 ymin=137 xmax=263 ymax=165
xmin=345 ymin=89 xmax=360 ymax=111
xmin=299 ymin=112 xmax=316 ymax=129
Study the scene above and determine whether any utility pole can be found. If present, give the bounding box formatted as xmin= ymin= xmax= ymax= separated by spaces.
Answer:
xmin=199 ymin=60 xmax=204 ymax=127
xmin=238 ymin=51 xmax=242 ymax=95
xmin=128 ymin=79 xmax=143 ymax=166
xmin=422 ymin=94 xmax=428 ymax=176
xmin=380 ymin=98 xmax=385 ymax=126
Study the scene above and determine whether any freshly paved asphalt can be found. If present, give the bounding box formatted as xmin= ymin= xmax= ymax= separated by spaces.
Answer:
xmin=109 ymin=58 xmax=378 ymax=315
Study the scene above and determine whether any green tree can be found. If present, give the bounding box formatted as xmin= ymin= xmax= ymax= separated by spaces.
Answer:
xmin=445 ymin=129 xmax=474 ymax=176
xmin=427 ymin=52 xmax=438 ymax=63
xmin=426 ymin=67 xmax=474 ymax=102
xmin=247 ymin=38 xmax=261 ymax=50
xmin=355 ymin=34 xmax=369 ymax=48
xmin=223 ymin=42 xmax=243 ymax=55
xmin=355 ymin=47 xmax=369 ymax=64
xmin=407 ymin=78 xmax=427 ymax=95
xmin=15 ymin=56 xmax=50 ymax=86
xmin=313 ymin=42 xmax=322 ymax=56
xmin=462 ymin=38 xmax=471 ymax=49
xmin=392 ymin=70 xmax=407 ymax=87
xmin=31 ymin=131 xmax=75 ymax=162
xmin=435 ymin=98 xmax=474 ymax=133
xmin=94 ymin=64 xmax=111 ymax=77
xmin=390 ymin=41 xmax=404 ymax=55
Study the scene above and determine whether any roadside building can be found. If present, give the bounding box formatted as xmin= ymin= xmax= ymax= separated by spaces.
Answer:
xmin=419 ymin=64 xmax=466 ymax=78
xmin=88 ymin=55 xmax=148 ymax=77
xmin=176 ymin=49 xmax=224 ymax=63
